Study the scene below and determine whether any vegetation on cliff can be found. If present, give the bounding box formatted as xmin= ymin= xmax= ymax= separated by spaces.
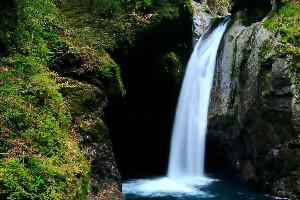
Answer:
xmin=263 ymin=0 xmax=300 ymax=92
xmin=1 ymin=0 xmax=298 ymax=199
xmin=0 ymin=1 xmax=90 ymax=199
xmin=0 ymin=0 xmax=192 ymax=199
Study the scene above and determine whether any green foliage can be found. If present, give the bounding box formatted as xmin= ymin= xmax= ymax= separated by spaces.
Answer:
xmin=260 ymin=40 xmax=273 ymax=59
xmin=124 ymin=0 xmax=154 ymax=10
xmin=62 ymin=0 xmax=192 ymax=52
xmin=96 ymin=53 xmax=126 ymax=96
xmin=264 ymin=1 xmax=300 ymax=52
xmin=0 ymin=0 xmax=193 ymax=198
xmin=88 ymin=0 xmax=122 ymax=16
xmin=206 ymin=0 xmax=231 ymax=16
xmin=0 ymin=69 xmax=68 ymax=154
xmin=263 ymin=0 xmax=300 ymax=93
xmin=61 ymin=0 xmax=191 ymax=98
xmin=0 ymin=0 xmax=90 ymax=199
xmin=160 ymin=52 xmax=183 ymax=84
xmin=15 ymin=0 xmax=58 ymax=59
xmin=0 ymin=60 xmax=89 ymax=200
xmin=0 ymin=154 xmax=89 ymax=200
xmin=58 ymin=78 xmax=103 ymax=115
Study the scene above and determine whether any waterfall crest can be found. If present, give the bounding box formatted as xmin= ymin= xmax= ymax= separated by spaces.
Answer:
xmin=168 ymin=18 xmax=230 ymax=179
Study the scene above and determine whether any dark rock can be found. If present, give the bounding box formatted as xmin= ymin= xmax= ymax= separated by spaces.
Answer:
xmin=207 ymin=18 xmax=300 ymax=199
xmin=106 ymin=9 xmax=192 ymax=178
xmin=192 ymin=1 xmax=212 ymax=45
xmin=57 ymin=76 xmax=123 ymax=199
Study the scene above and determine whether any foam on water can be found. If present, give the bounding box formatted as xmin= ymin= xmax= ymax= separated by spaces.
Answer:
xmin=123 ymin=176 xmax=216 ymax=197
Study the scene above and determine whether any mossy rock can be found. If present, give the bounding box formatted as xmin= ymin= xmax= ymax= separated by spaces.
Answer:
xmin=158 ymin=52 xmax=184 ymax=85
xmin=56 ymin=76 xmax=106 ymax=115
xmin=206 ymin=0 xmax=231 ymax=16
xmin=263 ymin=0 xmax=300 ymax=93
xmin=76 ymin=116 xmax=108 ymax=141
xmin=96 ymin=53 xmax=126 ymax=98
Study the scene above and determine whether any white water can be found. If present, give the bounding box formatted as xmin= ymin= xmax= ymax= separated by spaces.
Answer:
xmin=123 ymin=18 xmax=229 ymax=197
xmin=168 ymin=18 xmax=229 ymax=179
xmin=123 ymin=176 xmax=215 ymax=197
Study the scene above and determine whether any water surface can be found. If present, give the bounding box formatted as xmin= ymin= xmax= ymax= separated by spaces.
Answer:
xmin=124 ymin=176 xmax=277 ymax=200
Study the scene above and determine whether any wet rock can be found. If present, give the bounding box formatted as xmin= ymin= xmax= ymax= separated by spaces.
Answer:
xmin=192 ymin=1 xmax=212 ymax=44
xmin=207 ymin=18 xmax=299 ymax=199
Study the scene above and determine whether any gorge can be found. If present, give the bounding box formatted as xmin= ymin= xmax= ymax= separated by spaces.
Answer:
xmin=0 ymin=0 xmax=299 ymax=200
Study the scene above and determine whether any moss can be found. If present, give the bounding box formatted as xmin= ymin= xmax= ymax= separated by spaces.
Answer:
xmin=59 ymin=0 xmax=192 ymax=99
xmin=230 ymin=30 xmax=239 ymax=79
xmin=58 ymin=77 xmax=103 ymax=115
xmin=62 ymin=0 xmax=192 ymax=52
xmin=0 ymin=0 xmax=193 ymax=198
xmin=260 ymin=40 xmax=273 ymax=59
xmin=0 ymin=56 xmax=90 ymax=200
xmin=56 ymin=76 xmax=110 ymax=146
xmin=96 ymin=53 xmax=126 ymax=97
xmin=76 ymin=116 xmax=108 ymax=142
xmin=206 ymin=0 xmax=231 ymax=16
xmin=0 ymin=1 xmax=90 ymax=199
xmin=263 ymin=0 xmax=300 ymax=93
xmin=264 ymin=1 xmax=300 ymax=50
xmin=159 ymin=52 xmax=184 ymax=85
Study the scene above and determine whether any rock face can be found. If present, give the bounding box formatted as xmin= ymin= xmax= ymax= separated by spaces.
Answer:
xmin=192 ymin=1 xmax=211 ymax=40
xmin=106 ymin=9 xmax=192 ymax=178
xmin=203 ymin=0 xmax=275 ymax=17
xmin=53 ymin=47 xmax=124 ymax=199
xmin=207 ymin=18 xmax=300 ymax=199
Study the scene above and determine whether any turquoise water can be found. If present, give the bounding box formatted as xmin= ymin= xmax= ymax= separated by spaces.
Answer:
xmin=124 ymin=177 xmax=277 ymax=200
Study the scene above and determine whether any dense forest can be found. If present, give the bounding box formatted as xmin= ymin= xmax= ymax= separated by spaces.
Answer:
xmin=0 ymin=0 xmax=299 ymax=200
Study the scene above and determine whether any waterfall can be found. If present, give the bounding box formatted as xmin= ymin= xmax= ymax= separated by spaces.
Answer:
xmin=168 ymin=18 xmax=230 ymax=179
xmin=123 ymin=18 xmax=230 ymax=197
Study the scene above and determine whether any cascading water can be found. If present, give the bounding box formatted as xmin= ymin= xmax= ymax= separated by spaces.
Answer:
xmin=168 ymin=18 xmax=230 ymax=179
xmin=123 ymin=18 xmax=230 ymax=198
